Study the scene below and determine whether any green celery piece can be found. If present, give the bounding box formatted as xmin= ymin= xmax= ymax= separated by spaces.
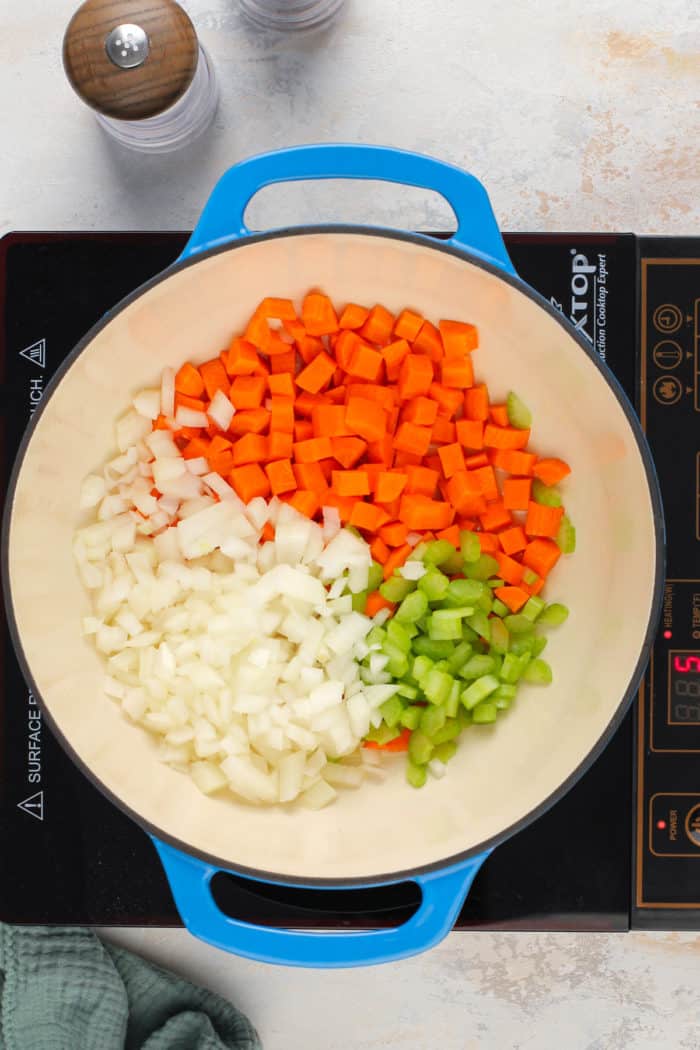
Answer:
xmin=472 ymin=701 xmax=498 ymax=724
xmin=490 ymin=652 xmax=503 ymax=676
xmin=406 ymin=760 xmax=427 ymax=788
xmin=539 ymin=602 xmax=570 ymax=627
xmin=500 ymin=652 xmax=527 ymax=683
xmin=382 ymin=639 xmax=409 ymax=677
xmin=493 ymin=683 xmax=517 ymax=700
xmin=504 ymin=613 xmax=535 ymax=634
xmin=467 ymin=609 xmax=491 ymax=642
xmin=397 ymin=681 xmax=419 ymax=701
xmin=460 ymin=530 xmax=482 ymax=564
xmin=380 ymin=575 xmax=415 ymax=603
xmin=506 ymin=391 xmax=532 ymax=429
xmin=465 ymin=553 xmax=500 ymax=581
xmin=531 ymin=635 xmax=548 ymax=657
xmin=423 ymin=540 xmax=457 ymax=567
xmin=365 ymin=723 xmax=400 ymax=745
xmin=510 ymin=635 xmax=535 ymax=656
xmin=423 ymin=668 xmax=454 ymax=705
xmin=440 ymin=551 xmax=464 ymax=575
xmin=532 ymin=478 xmax=562 ymax=507
xmin=459 ymin=654 xmax=497 ymax=679
xmin=351 ymin=590 xmax=368 ymax=613
xmin=492 ymin=598 xmax=509 ymax=617
xmin=447 ymin=640 xmax=473 ymax=672
xmin=380 ymin=695 xmax=404 ymax=728
xmin=461 ymin=673 xmax=500 ymax=710
xmin=367 ymin=561 xmax=384 ymax=593
xmin=521 ymin=595 xmax=546 ymax=623
xmin=523 ymin=658 xmax=553 ymax=685
xmin=444 ymin=578 xmax=487 ymax=606
xmin=408 ymin=541 xmax=429 ymax=562
xmin=433 ymin=660 xmax=450 ymax=672
xmin=413 ymin=636 xmax=454 ymax=660
xmin=408 ymin=730 xmax=434 ymax=766
xmin=366 ymin=625 xmax=386 ymax=648
xmin=432 ymin=718 xmax=462 ymax=745
xmin=445 ymin=679 xmax=461 ymax=718
xmin=458 ymin=706 xmax=473 ymax=729
xmin=461 ymin=623 xmax=478 ymax=643
xmin=477 ymin=590 xmax=494 ymax=614
xmin=522 ymin=567 xmax=539 ymax=586
xmin=412 ymin=654 xmax=434 ymax=683
xmin=418 ymin=568 xmax=450 ymax=602
xmin=420 ymin=703 xmax=447 ymax=737
xmin=429 ymin=609 xmax=471 ymax=641
xmin=434 ymin=740 xmax=458 ymax=763
xmin=557 ymin=514 xmax=576 ymax=554
xmin=400 ymin=704 xmax=422 ymax=730
xmin=487 ymin=577 xmax=505 ymax=590
xmin=395 ymin=589 xmax=429 ymax=623
xmin=387 ymin=618 xmax=413 ymax=653
xmin=490 ymin=617 xmax=510 ymax=655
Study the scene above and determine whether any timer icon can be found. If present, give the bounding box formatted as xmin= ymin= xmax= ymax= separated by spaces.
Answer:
xmin=653 ymin=304 xmax=683 ymax=334
xmin=652 ymin=341 xmax=683 ymax=370
xmin=653 ymin=375 xmax=683 ymax=406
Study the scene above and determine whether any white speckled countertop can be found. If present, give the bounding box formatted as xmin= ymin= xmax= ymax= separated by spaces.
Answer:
xmin=3 ymin=1 xmax=700 ymax=1047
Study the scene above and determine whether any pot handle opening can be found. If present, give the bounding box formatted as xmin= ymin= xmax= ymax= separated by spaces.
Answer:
xmin=152 ymin=837 xmax=490 ymax=968
xmin=181 ymin=144 xmax=515 ymax=274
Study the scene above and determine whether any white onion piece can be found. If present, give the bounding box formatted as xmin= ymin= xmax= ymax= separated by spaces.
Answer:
xmin=80 ymin=475 xmax=106 ymax=510
xmin=208 ymin=389 xmax=235 ymax=430
xmin=175 ymin=407 xmax=209 ymax=429
xmin=133 ymin=388 xmax=161 ymax=420
xmin=160 ymin=368 xmax=175 ymax=418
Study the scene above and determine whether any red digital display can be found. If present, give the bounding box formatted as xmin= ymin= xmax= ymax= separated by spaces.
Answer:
xmin=671 ymin=653 xmax=700 ymax=721
xmin=674 ymin=655 xmax=700 ymax=674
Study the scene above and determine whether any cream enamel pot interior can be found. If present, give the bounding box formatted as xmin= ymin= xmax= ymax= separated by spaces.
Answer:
xmin=3 ymin=145 xmax=664 ymax=968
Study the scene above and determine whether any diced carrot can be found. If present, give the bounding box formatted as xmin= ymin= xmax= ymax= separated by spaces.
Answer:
xmin=379 ymin=521 xmax=409 ymax=547
xmin=182 ymin=436 xmax=211 ymax=459
xmin=286 ymin=321 xmax=323 ymax=363
xmin=257 ymin=297 xmax=296 ymax=321
xmin=522 ymin=538 xmax=561 ymax=578
xmin=393 ymin=308 xmax=423 ymax=342
xmin=345 ymin=396 xmax=388 ymax=443
xmin=175 ymin=362 xmax=205 ymax=397
xmin=398 ymin=354 xmax=433 ymax=399
xmin=465 ymin=452 xmax=488 ymax=469
xmin=331 ymin=435 xmax=367 ymax=468
xmin=363 ymin=727 xmax=411 ymax=752
xmin=267 ymin=431 xmax=293 ymax=459
xmin=199 ymin=358 xmax=230 ymax=399
xmin=175 ymin=392 xmax=206 ymax=412
xmin=359 ymin=304 xmax=394 ymax=345
xmin=445 ymin=471 xmax=487 ymax=516
xmin=326 ymin=384 xmax=347 ymax=405
xmin=266 ymin=332 xmax=295 ymax=357
xmin=295 ymin=392 xmax=324 ymax=418
xmin=477 ymin=532 xmax=500 ymax=553
xmin=357 ymin=463 xmax=383 ymax=491
xmin=399 ymin=495 xmax=453 ymax=531
xmin=244 ymin=312 xmax=272 ymax=352
xmin=480 ymin=500 xmax=512 ymax=532
xmin=441 ymin=356 xmax=474 ymax=389
xmin=432 ymin=417 xmax=456 ymax=444
xmin=293 ymin=436 xmax=333 ymax=463
xmin=491 ymin=449 xmax=537 ymax=476
xmin=494 ymin=551 xmax=525 ymax=585
xmin=498 ymin=525 xmax=527 ymax=555
xmin=302 ymin=291 xmax=339 ymax=336
xmin=436 ymin=524 xmax=461 ymax=546
xmin=288 ymin=490 xmax=321 ymax=519
xmin=339 ymin=303 xmax=370 ymax=330
xmin=265 ymin=458 xmax=297 ymax=496
xmin=349 ymin=501 xmax=388 ymax=532
xmin=365 ymin=435 xmax=393 ymax=466
xmin=464 ymin=384 xmax=490 ymax=421
xmin=522 ymin=574 xmax=545 ymax=597
xmin=533 ymin=457 xmax=571 ymax=486
xmin=293 ymin=462 xmax=328 ymax=492
xmin=438 ymin=319 xmax=478 ymax=357
xmin=393 ymin=450 xmax=422 ymax=469
xmin=370 ymin=536 xmax=390 ymax=563
xmin=294 ymin=419 xmax=314 ymax=442
xmin=471 ymin=465 xmax=498 ymax=501
xmin=502 ymin=477 xmax=532 ymax=510
xmin=401 ymin=396 xmax=439 ymax=426
xmin=376 ymin=472 xmax=408 ymax=502
xmin=365 ymin=591 xmax=395 ymax=617
xmin=346 ymin=342 xmax=384 ymax=381
xmin=311 ymin=405 xmax=350 ymax=438
xmin=525 ymin=501 xmax=564 ymax=538
xmin=494 ymin=586 xmax=529 ymax=613
xmin=381 ymin=339 xmax=411 ymax=382
xmin=428 ymin=383 xmax=463 ymax=418
xmin=331 ymin=470 xmax=370 ymax=497
xmin=230 ymin=463 xmax=270 ymax=502
xmin=484 ymin=424 xmax=531 ymax=450
xmin=296 ymin=351 xmax=336 ymax=394
xmin=268 ymin=372 xmax=295 ymax=397
xmin=153 ymin=413 xmax=170 ymax=430
xmin=270 ymin=396 xmax=295 ymax=434
xmin=393 ymin=421 xmax=432 ymax=457
xmin=437 ymin=442 xmax=466 ymax=479
xmin=261 ymin=521 xmax=275 ymax=542
xmin=489 ymin=403 xmax=509 ymax=427
xmin=232 ymin=433 xmax=268 ymax=465
xmin=413 ymin=320 xmax=443 ymax=360
xmin=270 ymin=349 xmax=296 ymax=374
xmin=383 ymin=543 xmax=412 ymax=579
xmin=455 ymin=419 xmax=484 ymax=450
xmin=229 ymin=408 xmax=270 ymax=436
xmin=230 ymin=375 xmax=265 ymax=410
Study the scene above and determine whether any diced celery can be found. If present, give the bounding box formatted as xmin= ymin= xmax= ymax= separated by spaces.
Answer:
xmin=467 ymin=609 xmax=491 ymax=642
xmin=465 ymin=554 xmax=500 ymax=580
xmin=458 ymin=706 xmax=473 ymax=729
xmin=557 ymin=514 xmax=576 ymax=554
xmin=423 ymin=668 xmax=454 ymax=705
xmin=429 ymin=609 xmax=471 ymax=641
xmin=423 ymin=540 xmax=457 ymax=567
xmin=492 ymin=598 xmax=509 ymax=617
xmin=395 ymin=589 xmax=429 ymax=623
xmin=459 ymin=654 xmax=496 ymax=679
xmin=500 ymin=652 xmax=528 ymax=683
xmin=433 ymin=660 xmax=450 ymax=672
xmin=380 ymin=575 xmax=416 ymax=603
xmin=472 ymin=701 xmax=498 ymax=724
xmin=531 ymin=635 xmax=548 ymax=658
xmin=523 ymin=658 xmax=553 ymax=685
xmin=539 ymin=602 xmax=570 ymax=627
xmin=406 ymin=760 xmax=427 ymax=788
xmin=504 ymin=613 xmax=535 ymax=634
xmin=380 ymin=695 xmax=404 ymax=727
xmin=460 ymin=530 xmax=482 ymax=564
xmin=490 ymin=617 xmax=510 ymax=655
xmin=400 ymin=704 xmax=422 ymax=730
xmin=366 ymin=626 xmax=387 ymax=648
xmin=444 ymin=578 xmax=487 ymax=606
xmin=532 ymin=478 xmax=562 ymax=507
xmin=387 ymin=618 xmax=413 ymax=653
xmin=477 ymin=590 xmax=494 ymax=614
xmin=397 ymin=681 xmax=419 ymax=701
xmin=351 ymin=590 xmax=368 ymax=613
xmin=461 ymin=623 xmax=478 ymax=643
xmin=412 ymin=655 xmax=434 ymax=683
xmin=418 ymin=568 xmax=450 ymax=602
xmin=445 ymin=679 xmax=461 ymax=717
xmin=408 ymin=540 xmax=429 ymax=561
xmin=382 ymin=639 xmax=409 ymax=677
xmin=461 ymin=673 xmax=500 ymax=710
xmin=434 ymin=740 xmax=458 ymax=763
xmin=522 ymin=567 xmax=539 ymax=586
xmin=432 ymin=718 xmax=462 ymax=745
xmin=367 ymin=561 xmax=384 ymax=593
xmin=408 ymin=730 xmax=434 ymax=765
xmin=521 ymin=596 xmax=546 ymax=623
xmin=365 ymin=723 xmax=400 ymax=745
xmin=413 ymin=637 xmax=454 ymax=660
xmin=420 ymin=703 xmax=447 ymax=737
xmin=487 ymin=577 xmax=506 ymax=589
xmin=493 ymin=683 xmax=517 ymax=700
xmin=447 ymin=640 xmax=473 ymax=672
xmin=506 ymin=391 xmax=532 ymax=429
xmin=440 ymin=551 xmax=464 ymax=575
xmin=510 ymin=634 xmax=534 ymax=656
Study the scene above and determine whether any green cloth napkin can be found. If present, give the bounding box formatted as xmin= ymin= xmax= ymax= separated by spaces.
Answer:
xmin=0 ymin=925 xmax=261 ymax=1050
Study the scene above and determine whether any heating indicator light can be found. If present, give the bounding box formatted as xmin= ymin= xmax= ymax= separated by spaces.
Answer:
xmin=656 ymin=819 xmax=667 ymax=830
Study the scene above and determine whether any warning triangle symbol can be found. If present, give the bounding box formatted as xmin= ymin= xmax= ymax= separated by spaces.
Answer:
xmin=17 ymin=790 xmax=44 ymax=821
xmin=19 ymin=338 xmax=46 ymax=369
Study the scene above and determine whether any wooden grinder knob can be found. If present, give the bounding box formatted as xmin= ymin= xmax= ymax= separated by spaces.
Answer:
xmin=63 ymin=0 xmax=199 ymax=121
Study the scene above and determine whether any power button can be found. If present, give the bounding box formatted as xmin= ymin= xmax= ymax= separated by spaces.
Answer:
xmin=650 ymin=793 xmax=700 ymax=856
xmin=686 ymin=804 xmax=700 ymax=848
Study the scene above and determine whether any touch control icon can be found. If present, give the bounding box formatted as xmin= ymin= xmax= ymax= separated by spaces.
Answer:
xmin=652 ymin=341 xmax=683 ymax=370
xmin=652 ymin=375 xmax=683 ymax=406
xmin=653 ymin=303 xmax=683 ymax=334
xmin=686 ymin=804 xmax=700 ymax=848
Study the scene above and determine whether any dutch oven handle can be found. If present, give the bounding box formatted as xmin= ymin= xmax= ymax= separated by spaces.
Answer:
xmin=153 ymin=838 xmax=490 ymax=968
xmin=180 ymin=143 xmax=515 ymax=274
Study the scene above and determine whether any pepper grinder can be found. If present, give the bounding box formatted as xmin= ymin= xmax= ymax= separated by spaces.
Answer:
xmin=63 ymin=0 xmax=218 ymax=153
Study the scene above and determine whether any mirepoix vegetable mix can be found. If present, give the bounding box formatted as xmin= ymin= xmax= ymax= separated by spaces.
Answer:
xmin=75 ymin=292 xmax=574 ymax=808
